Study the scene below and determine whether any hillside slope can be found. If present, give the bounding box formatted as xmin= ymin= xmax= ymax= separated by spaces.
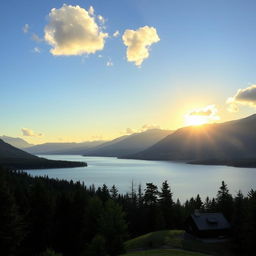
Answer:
xmin=84 ymin=129 xmax=173 ymax=157
xmin=0 ymin=135 xmax=33 ymax=148
xmin=0 ymin=139 xmax=86 ymax=169
xmin=130 ymin=114 xmax=256 ymax=163
xmin=24 ymin=141 xmax=105 ymax=155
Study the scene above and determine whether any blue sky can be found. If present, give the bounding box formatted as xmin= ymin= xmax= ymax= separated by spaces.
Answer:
xmin=1 ymin=0 xmax=256 ymax=143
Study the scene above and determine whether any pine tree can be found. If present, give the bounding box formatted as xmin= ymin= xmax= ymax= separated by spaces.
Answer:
xmin=144 ymin=183 xmax=159 ymax=206
xmin=216 ymin=181 xmax=233 ymax=220
xmin=159 ymin=181 xmax=174 ymax=228
xmin=195 ymin=194 xmax=203 ymax=210
xmin=204 ymin=196 xmax=211 ymax=212
xmin=110 ymin=185 xmax=118 ymax=200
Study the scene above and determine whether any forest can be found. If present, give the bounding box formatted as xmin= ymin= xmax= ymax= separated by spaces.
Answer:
xmin=0 ymin=166 xmax=256 ymax=256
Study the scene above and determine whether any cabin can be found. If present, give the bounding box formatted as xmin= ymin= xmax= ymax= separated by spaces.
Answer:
xmin=185 ymin=211 xmax=231 ymax=239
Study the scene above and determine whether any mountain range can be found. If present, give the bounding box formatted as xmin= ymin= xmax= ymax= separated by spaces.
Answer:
xmin=24 ymin=141 xmax=105 ymax=155
xmin=2 ymin=114 xmax=256 ymax=168
xmin=22 ymin=129 xmax=173 ymax=157
xmin=128 ymin=114 xmax=256 ymax=167
xmin=84 ymin=129 xmax=173 ymax=157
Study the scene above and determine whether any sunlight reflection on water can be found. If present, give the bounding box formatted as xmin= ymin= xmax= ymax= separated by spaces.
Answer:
xmin=25 ymin=155 xmax=256 ymax=202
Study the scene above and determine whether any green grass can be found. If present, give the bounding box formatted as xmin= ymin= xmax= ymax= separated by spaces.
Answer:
xmin=120 ymin=249 xmax=207 ymax=256
xmin=125 ymin=230 xmax=184 ymax=251
xmin=124 ymin=230 xmax=232 ymax=256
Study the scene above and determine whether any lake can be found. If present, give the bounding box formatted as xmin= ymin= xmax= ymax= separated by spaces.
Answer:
xmin=25 ymin=155 xmax=256 ymax=202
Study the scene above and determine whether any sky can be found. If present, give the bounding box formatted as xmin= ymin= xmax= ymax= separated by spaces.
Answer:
xmin=1 ymin=0 xmax=256 ymax=144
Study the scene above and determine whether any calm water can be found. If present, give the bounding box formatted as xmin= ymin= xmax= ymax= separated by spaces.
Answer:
xmin=25 ymin=155 xmax=256 ymax=202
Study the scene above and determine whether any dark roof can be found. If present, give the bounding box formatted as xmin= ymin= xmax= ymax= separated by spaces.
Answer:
xmin=190 ymin=212 xmax=231 ymax=231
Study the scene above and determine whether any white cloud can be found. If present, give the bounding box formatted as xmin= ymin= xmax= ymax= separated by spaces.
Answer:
xmin=122 ymin=26 xmax=160 ymax=66
xmin=227 ymin=85 xmax=256 ymax=111
xmin=97 ymin=15 xmax=105 ymax=24
xmin=23 ymin=24 xmax=29 ymax=33
xmin=113 ymin=30 xmax=120 ymax=37
xmin=31 ymin=33 xmax=43 ymax=42
xmin=33 ymin=47 xmax=41 ymax=53
xmin=185 ymin=105 xmax=220 ymax=125
xmin=21 ymin=128 xmax=43 ymax=137
xmin=187 ymin=105 xmax=218 ymax=117
xmin=44 ymin=4 xmax=108 ymax=56
xmin=106 ymin=58 xmax=113 ymax=67
xmin=88 ymin=6 xmax=94 ymax=16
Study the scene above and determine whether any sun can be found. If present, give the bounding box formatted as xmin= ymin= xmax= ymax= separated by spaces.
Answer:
xmin=184 ymin=105 xmax=220 ymax=127
xmin=184 ymin=115 xmax=209 ymax=126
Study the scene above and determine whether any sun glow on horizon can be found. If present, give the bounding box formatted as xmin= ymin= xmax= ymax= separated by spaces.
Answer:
xmin=184 ymin=115 xmax=210 ymax=126
xmin=184 ymin=105 xmax=220 ymax=127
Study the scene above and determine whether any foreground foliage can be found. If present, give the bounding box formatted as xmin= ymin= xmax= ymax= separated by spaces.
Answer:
xmin=120 ymin=249 xmax=207 ymax=256
xmin=0 ymin=167 xmax=255 ymax=256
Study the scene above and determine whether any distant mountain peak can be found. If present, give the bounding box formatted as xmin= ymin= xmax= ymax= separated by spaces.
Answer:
xmin=0 ymin=136 xmax=34 ymax=149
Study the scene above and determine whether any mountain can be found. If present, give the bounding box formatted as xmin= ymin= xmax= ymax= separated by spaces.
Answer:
xmin=23 ymin=141 xmax=105 ymax=155
xmin=129 ymin=114 xmax=256 ymax=165
xmin=0 ymin=139 xmax=86 ymax=169
xmin=84 ymin=129 xmax=173 ymax=157
xmin=0 ymin=135 xmax=33 ymax=148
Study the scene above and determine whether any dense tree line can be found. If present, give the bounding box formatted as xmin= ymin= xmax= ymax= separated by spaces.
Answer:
xmin=0 ymin=167 xmax=255 ymax=256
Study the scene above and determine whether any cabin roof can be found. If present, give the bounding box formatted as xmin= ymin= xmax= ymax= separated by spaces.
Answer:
xmin=190 ymin=212 xmax=231 ymax=231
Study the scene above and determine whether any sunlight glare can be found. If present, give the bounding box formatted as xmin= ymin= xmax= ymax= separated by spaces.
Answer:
xmin=184 ymin=115 xmax=209 ymax=126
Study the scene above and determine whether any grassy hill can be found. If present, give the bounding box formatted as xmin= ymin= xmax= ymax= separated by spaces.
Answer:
xmin=123 ymin=230 xmax=232 ymax=256
xmin=121 ymin=249 xmax=207 ymax=256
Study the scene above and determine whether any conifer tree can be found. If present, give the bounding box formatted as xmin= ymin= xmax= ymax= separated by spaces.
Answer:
xmin=216 ymin=181 xmax=233 ymax=220
xmin=159 ymin=181 xmax=174 ymax=228
xmin=144 ymin=183 xmax=158 ymax=206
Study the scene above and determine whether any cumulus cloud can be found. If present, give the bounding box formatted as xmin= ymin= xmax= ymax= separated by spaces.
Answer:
xmin=44 ymin=4 xmax=108 ymax=56
xmin=227 ymin=85 xmax=256 ymax=112
xmin=113 ymin=30 xmax=120 ymax=37
xmin=188 ymin=105 xmax=218 ymax=117
xmin=23 ymin=24 xmax=29 ymax=33
xmin=122 ymin=26 xmax=160 ymax=66
xmin=22 ymin=128 xmax=43 ymax=137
